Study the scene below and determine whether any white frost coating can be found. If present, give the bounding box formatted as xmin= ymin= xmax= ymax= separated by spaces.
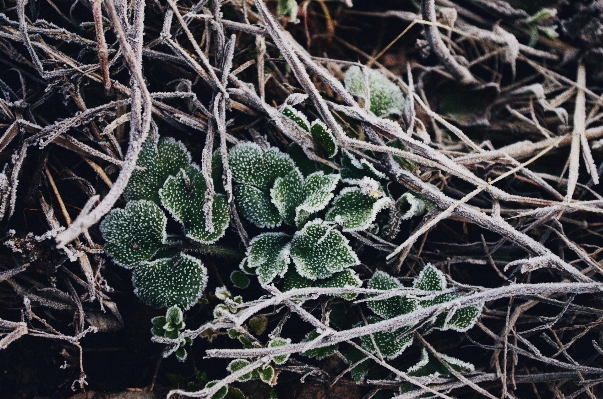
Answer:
xmin=309 ymin=120 xmax=338 ymax=158
xmin=341 ymin=149 xmax=387 ymax=184
xmin=246 ymin=232 xmax=292 ymax=284
xmin=281 ymin=105 xmax=310 ymax=131
xmin=326 ymin=186 xmax=392 ymax=232
xmin=413 ymin=264 xmax=446 ymax=292
xmin=344 ymin=66 xmax=405 ymax=118
xmin=406 ymin=348 xmax=430 ymax=374
xmin=399 ymin=192 xmax=426 ymax=220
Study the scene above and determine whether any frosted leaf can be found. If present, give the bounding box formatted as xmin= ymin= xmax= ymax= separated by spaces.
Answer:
xmin=343 ymin=346 xmax=370 ymax=381
xmin=407 ymin=348 xmax=475 ymax=378
xmin=175 ymin=346 xmax=187 ymax=362
xmin=302 ymin=330 xmax=338 ymax=359
xmin=229 ymin=142 xmax=296 ymax=191
xmin=413 ymin=264 xmax=446 ymax=292
xmin=234 ymin=184 xmax=282 ymax=228
xmin=440 ymin=303 xmax=483 ymax=332
xmin=230 ymin=271 xmax=250 ymax=289
xmin=399 ymin=192 xmax=427 ymax=220
xmin=255 ymin=364 xmax=276 ymax=385
xmin=288 ymin=143 xmax=334 ymax=177
xmin=271 ymin=170 xmax=339 ymax=227
xmin=133 ymin=254 xmax=208 ymax=310
xmin=366 ymin=271 xmax=418 ymax=319
xmin=359 ymin=316 xmax=413 ymax=359
xmin=420 ymin=292 xmax=458 ymax=308
xmin=246 ymin=233 xmax=292 ymax=284
xmin=310 ymin=120 xmax=338 ymax=158
xmin=282 ymin=268 xmax=313 ymax=291
xmin=316 ymin=269 xmax=362 ymax=300
xmin=165 ymin=305 xmax=184 ymax=330
xmin=290 ymin=219 xmax=359 ymax=280
xmin=100 ymin=200 xmax=167 ymax=268
xmin=325 ymin=186 xmax=392 ymax=232
xmin=206 ymin=381 xmax=228 ymax=399
xmin=160 ymin=166 xmax=229 ymax=244
xmin=268 ymin=337 xmax=291 ymax=364
xmin=341 ymin=149 xmax=386 ymax=184
xmin=227 ymin=359 xmax=253 ymax=381
xmin=282 ymin=105 xmax=310 ymax=131
xmin=229 ymin=143 xmax=296 ymax=227
xmin=344 ymin=66 xmax=405 ymax=118
xmin=277 ymin=0 xmax=299 ymax=23
xmin=124 ymin=138 xmax=192 ymax=204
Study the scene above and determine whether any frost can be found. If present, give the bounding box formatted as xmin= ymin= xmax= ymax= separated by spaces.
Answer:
xmin=366 ymin=271 xmax=418 ymax=319
xmin=246 ymin=233 xmax=292 ymax=284
xmin=310 ymin=120 xmax=338 ymax=158
xmin=271 ymin=170 xmax=339 ymax=227
xmin=302 ymin=330 xmax=338 ymax=359
xmin=160 ymin=166 xmax=229 ymax=244
xmin=290 ymin=219 xmax=359 ymax=280
xmin=100 ymin=200 xmax=167 ymax=268
xmin=227 ymin=359 xmax=253 ymax=381
xmin=282 ymin=268 xmax=313 ymax=291
xmin=229 ymin=142 xmax=296 ymax=227
xmin=344 ymin=66 xmax=405 ymax=118
xmin=316 ymin=269 xmax=362 ymax=300
xmin=277 ymin=0 xmax=299 ymax=23
xmin=124 ymin=138 xmax=192 ymax=204
xmin=438 ymin=303 xmax=483 ymax=332
xmin=205 ymin=381 xmax=228 ymax=399
xmin=399 ymin=192 xmax=427 ymax=220
xmin=325 ymin=186 xmax=392 ymax=232
xmin=343 ymin=346 xmax=370 ymax=381
xmin=340 ymin=149 xmax=386 ymax=184
xmin=407 ymin=348 xmax=475 ymax=377
xmin=256 ymin=364 xmax=276 ymax=385
xmin=132 ymin=254 xmax=208 ymax=310
xmin=281 ymin=105 xmax=310 ymax=131
xmin=359 ymin=316 xmax=413 ymax=359
xmin=413 ymin=264 xmax=446 ymax=292
xmin=268 ymin=337 xmax=291 ymax=364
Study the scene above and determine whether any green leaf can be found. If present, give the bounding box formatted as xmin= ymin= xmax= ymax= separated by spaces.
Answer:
xmin=316 ymin=269 xmax=362 ymax=300
xmin=165 ymin=305 xmax=184 ymax=330
xmin=277 ymin=0 xmax=299 ymax=23
xmin=227 ymin=359 xmax=253 ymax=382
xmin=325 ymin=185 xmax=392 ymax=232
xmin=290 ymin=219 xmax=359 ymax=280
xmin=124 ymin=137 xmax=192 ymax=204
xmin=256 ymin=365 xmax=276 ymax=385
xmin=230 ymin=271 xmax=250 ymax=289
xmin=133 ymin=254 xmax=208 ymax=310
xmin=407 ymin=348 xmax=474 ymax=378
xmin=413 ymin=264 xmax=446 ymax=292
xmin=271 ymin=170 xmax=339 ymax=227
xmin=282 ymin=268 xmax=313 ymax=291
xmin=234 ymin=184 xmax=283 ymax=228
xmin=268 ymin=337 xmax=291 ymax=365
xmin=288 ymin=143 xmax=334 ymax=177
xmin=100 ymin=200 xmax=167 ymax=268
xmin=160 ymin=166 xmax=229 ymax=244
xmin=359 ymin=316 xmax=413 ymax=359
xmin=310 ymin=120 xmax=338 ymax=158
xmin=206 ymin=380 xmax=229 ymax=399
xmin=246 ymin=233 xmax=292 ymax=284
xmin=301 ymin=330 xmax=338 ymax=359
xmin=229 ymin=143 xmax=296 ymax=227
xmin=343 ymin=346 xmax=370 ymax=381
xmin=367 ymin=271 xmax=418 ymax=319
xmin=282 ymin=105 xmax=309 ymax=131
xmin=398 ymin=192 xmax=427 ymax=220
xmin=175 ymin=345 xmax=188 ymax=362
xmin=441 ymin=303 xmax=483 ymax=332
xmin=344 ymin=66 xmax=405 ymax=118
xmin=340 ymin=150 xmax=386 ymax=184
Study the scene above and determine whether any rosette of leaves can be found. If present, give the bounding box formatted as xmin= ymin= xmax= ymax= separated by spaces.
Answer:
xmin=101 ymin=137 xmax=230 ymax=310
xmin=244 ymin=220 xmax=359 ymax=284
xmin=344 ymin=66 xmax=405 ymax=118
xmin=151 ymin=305 xmax=192 ymax=361
xmin=282 ymin=105 xmax=338 ymax=157
xmin=228 ymin=142 xmax=297 ymax=228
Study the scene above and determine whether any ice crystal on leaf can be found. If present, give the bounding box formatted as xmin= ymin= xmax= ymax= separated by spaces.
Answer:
xmin=340 ymin=149 xmax=387 ymax=184
xmin=359 ymin=316 xmax=413 ymax=359
xmin=160 ymin=166 xmax=229 ymax=244
xmin=289 ymin=219 xmax=359 ymax=280
xmin=407 ymin=348 xmax=474 ymax=378
xmin=245 ymin=233 xmax=291 ymax=284
xmin=325 ymin=185 xmax=392 ymax=232
xmin=281 ymin=105 xmax=310 ymax=131
xmin=271 ymin=169 xmax=339 ymax=227
xmin=344 ymin=66 xmax=405 ymax=118
xmin=399 ymin=192 xmax=428 ymax=220
xmin=100 ymin=200 xmax=167 ymax=268
xmin=366 ymin=271 xmax=418 ymax=319
xmin=229 ymin=143 xmax=296 ymax=228
xmin=124 ymin=138 xmax=192 ymax=204
xmin=133 ymin=254 xmax=208 ymax=310
xmin=414 ymin=264 xmax=446 ymax=291
xmin=310 ymin=120 xmax=338 ymax=158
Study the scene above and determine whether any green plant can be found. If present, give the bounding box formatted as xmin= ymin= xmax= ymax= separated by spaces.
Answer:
xmin=344 ymin=66 xmax=405 ymax=118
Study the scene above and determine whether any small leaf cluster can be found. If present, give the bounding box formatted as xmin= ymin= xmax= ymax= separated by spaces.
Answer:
xmin=344 ymin=66 xmax=405 ymax=118
xmin=101 ymin=137 xmax=230 ymax=310
xmin=151 ymin=305 xmax=192 ymax=361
